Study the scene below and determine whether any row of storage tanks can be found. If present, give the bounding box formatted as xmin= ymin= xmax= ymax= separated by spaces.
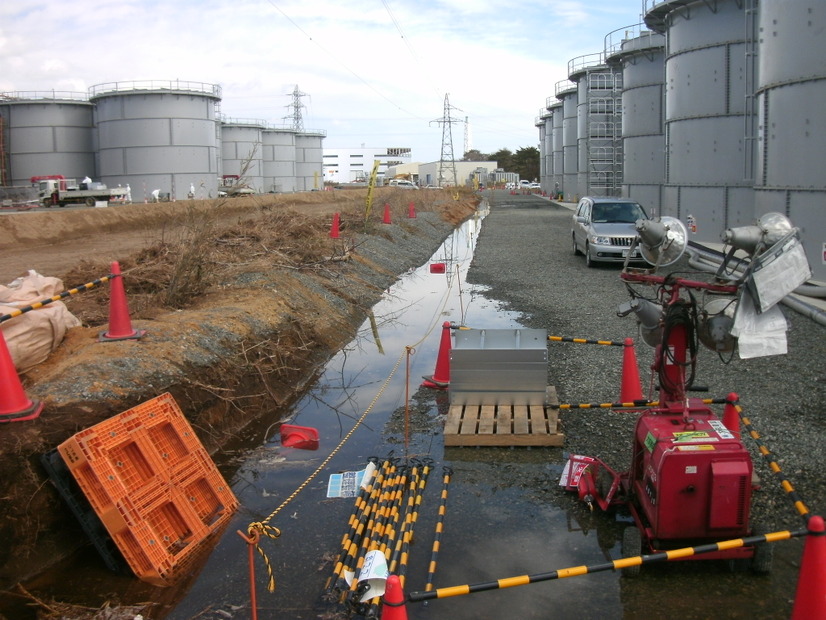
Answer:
xmin=537 ymin=0 xmax=825 ymax=281
xmin=0 ymin=80 xmax=326 ymax=200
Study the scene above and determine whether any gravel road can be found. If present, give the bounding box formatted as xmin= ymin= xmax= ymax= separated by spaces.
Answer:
xmin=466 ymin=190 xmax=826 ymax=539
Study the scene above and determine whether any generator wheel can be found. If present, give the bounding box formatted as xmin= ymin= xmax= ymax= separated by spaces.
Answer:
xmin=85 ymin=197 xmax=95 ymax=206
xmin=621 ymin=526 xmax=642 ymax=577
xmin=751 ymin=523 xmax=773 ymax=574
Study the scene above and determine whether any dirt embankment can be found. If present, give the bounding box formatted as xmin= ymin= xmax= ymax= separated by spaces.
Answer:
xmin=0 ymin=189 xmax=479 ymax=589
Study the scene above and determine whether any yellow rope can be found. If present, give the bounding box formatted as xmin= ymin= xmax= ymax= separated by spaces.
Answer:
xmin=246 ymin=250 xmax=464 ymax=593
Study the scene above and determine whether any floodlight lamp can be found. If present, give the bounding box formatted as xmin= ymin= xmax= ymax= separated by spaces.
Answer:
xmin=721 ymin=212 xmax=794 ymax=256
xmin=697 ymin=298 xmax=737 ymax=353
xmin=636 ymin=217 xmax=688 ymax=267
xmin=628 ymin=297 xmax=663 ymax=347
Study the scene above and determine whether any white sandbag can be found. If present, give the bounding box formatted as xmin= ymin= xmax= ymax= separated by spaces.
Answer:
xmin=0 ymin=270 xmax=82 ymax=371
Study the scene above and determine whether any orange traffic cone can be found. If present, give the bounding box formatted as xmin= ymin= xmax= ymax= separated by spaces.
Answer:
xmin=381 ymin=574 xmax=408 ymax=620
xmin=329 ymin=212 xmax=341 ymax=238
xmin=422 ymin=322 xmax=451 ymax=389
xmin=407 ymin=202 xmax=416 ymax=218
xmin=382 ymin=203 xmax=392 ymax=224
xmin=620 ymin=338 xmax=643 ymax=402
xmin=99 ymin=261 xmax=147 ymax=342
xmin=792 ymin=515 xmax=826 ymax=619
xmin=0 ymin=330 xmax=43 ymax=422
xmin=722 ymin=392 xmax=741 ymax=439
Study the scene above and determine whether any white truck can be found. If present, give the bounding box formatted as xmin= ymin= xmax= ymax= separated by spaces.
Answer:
xmin=32 ymin=175 xmax=128 ymax=207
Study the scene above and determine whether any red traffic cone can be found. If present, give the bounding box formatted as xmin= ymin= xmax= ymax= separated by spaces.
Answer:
xmin=422 ymin=322 xmax=451 ymax=389
xmin=381 ymin=574 xmax=408 ymax=620
xmin=329 ymin=212 xmax=341 ymax=238
xmin=722 ymin=392 xmax=741 ymax=439
xmin=0 ymin=330 xmax=43 ymax=422
xmin=382 ymin=203 xmax=392 ymax=224
xmin=792 ymin=515 xmax=826 ymax=619
xmin=99 ymin=261 xmax=147 ymax=342
xmin=407 ymin=202 xmax=416 ymax=218
xmin=620 ymin=338 xmax=643 ymax=403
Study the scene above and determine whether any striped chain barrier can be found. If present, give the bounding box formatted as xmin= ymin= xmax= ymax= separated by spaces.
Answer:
xmin=407 ymin=528 xmax=803 ymax=602
xmin=730 ymin=395 xmax=813 ymax=523
xmin=0 ymin=273 xmax=117 ymax=324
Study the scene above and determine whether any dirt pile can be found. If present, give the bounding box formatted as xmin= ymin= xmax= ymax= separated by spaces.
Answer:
xmin=0 ymin=189 xmax=479 ymax=589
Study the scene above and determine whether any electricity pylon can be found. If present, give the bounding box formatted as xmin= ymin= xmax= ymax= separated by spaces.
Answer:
xmin=430 ymin=93 xmax=462 ymax=187
xmin=284 ymin=85 xmax=308 ymax=132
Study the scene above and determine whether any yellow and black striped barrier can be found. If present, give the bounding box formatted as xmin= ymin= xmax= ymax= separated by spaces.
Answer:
xmin=425 ymin=466 xmax=452 ymax=592
xmin=548 ymin=335 xmax=624 ymax=347
xmin=552 ymin=397 xmax=728 ymax=410
xmin=0 ymin=273 xmax=116 ymax=324
xmin=407 ymin=528 xmax=803 ymax=602
xmin=730 ymin=396 xmax=812 ymax=522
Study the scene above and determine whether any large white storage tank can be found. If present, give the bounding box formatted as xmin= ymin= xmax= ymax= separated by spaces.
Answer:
xmin=754 ymin=0 xmax=826 ymax=281
xmin=556 ymin=80 xmax=578 ymax=201
xmin=644 ymin=0 xmax=754 ymax=236
xmin=569 ymin=53 xmax=623 ymax=198
xmin=220 ymin=119 xmax=265 ymax=193
xmin=549 ymin=101 xmax=564 ymax=195
xmin=262 ymin=127 xmax=297 ymax=193
xmin=0 ymin=92 xmax=95 ymax=187
xmin=606 ymin=25 xmax=666 ymax=214
xmin=295 ymin=131 xmax=325 ymax=191
xmin=90 ymin=80 xmax=222 ymax=201
xmin=536 ymin=109 xmax=551 ymax=189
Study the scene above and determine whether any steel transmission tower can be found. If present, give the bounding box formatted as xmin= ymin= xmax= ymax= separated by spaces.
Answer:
xmin=284 ymin=85 xmax=308 ymax=131
xmin=430 ymin=93 xmax=462 ymax=187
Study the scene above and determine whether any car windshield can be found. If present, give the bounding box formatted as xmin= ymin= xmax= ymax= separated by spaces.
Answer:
xmin=591 ymin=202 xmax=646 ymax=223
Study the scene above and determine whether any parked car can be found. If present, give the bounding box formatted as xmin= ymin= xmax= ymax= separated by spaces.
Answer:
xmin=529 ymin=182 xmax=541 ymax=190
xmin=571 ymin=196 xmax=649 ymax=267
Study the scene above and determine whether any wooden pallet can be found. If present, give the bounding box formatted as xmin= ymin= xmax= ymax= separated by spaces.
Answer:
xmin=444 ymin=387 xmax=563 ymax=447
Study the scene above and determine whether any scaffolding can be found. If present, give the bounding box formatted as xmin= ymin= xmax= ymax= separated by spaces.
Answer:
xmin=586 ymin=70 xmax=623 ymax=196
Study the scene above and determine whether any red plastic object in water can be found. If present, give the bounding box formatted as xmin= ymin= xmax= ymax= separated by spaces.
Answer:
xmin=280 ymin=424 xmax=320 ymax=450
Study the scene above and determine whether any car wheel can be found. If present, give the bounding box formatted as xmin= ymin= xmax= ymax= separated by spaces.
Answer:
xmin=572 ymin=235 xmax=582 ymax=256
xmin=585 ymin=243 xmax=596 ymax=268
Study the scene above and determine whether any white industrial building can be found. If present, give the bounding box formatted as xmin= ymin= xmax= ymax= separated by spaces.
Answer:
xmin=322 ymin=147 xmax=411 ymax=184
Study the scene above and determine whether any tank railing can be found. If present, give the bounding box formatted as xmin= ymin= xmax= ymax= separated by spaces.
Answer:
xmin=218 ymin=114 xmax=269 ymax=128
xmin=605 ymin=24 xmax=664 ymax=58
xmin=89 ymin=80 xmax=222 ymax=98
xmin=555 ymin=79 xmax=577 ymax=97
xmin=298 ymin=129 xmax=327 ymax=137
xmin=568 ymin=52 xmax=606 ymax=77
xmin=0 ymin=91 xmax=89 ymax=102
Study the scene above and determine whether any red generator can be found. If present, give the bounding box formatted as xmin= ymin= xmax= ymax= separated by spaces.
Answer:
xmin=623 ymin=400 xmax=755 ymax=562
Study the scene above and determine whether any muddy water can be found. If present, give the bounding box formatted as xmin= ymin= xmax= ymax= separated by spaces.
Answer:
xmin=13 ymin=203 xmax=800 ymax=619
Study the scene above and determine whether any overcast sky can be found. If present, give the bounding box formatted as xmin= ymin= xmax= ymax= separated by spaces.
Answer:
xmin=1 ymin=1 xmax=644 ymax=162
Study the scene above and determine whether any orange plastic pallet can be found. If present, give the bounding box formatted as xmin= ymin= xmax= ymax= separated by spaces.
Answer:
xmin=57 ymin=393 xmax=239 ymax=586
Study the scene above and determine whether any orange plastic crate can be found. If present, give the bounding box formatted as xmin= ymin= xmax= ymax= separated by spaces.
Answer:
xmin=57 ymin=393 xmax=239 ymax=586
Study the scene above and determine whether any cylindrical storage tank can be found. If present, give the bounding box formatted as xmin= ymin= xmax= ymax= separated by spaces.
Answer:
xmin=542 ymin=104 xmax=553 ymax=191
xmin=90 ymin=81 xmax=222 ymax=201
xmin=0 ymin=92 xmax=95 ymax=187
xmin=220 ymin=120 xmax=265 ymax=193
xmin=262 ymin=127 xmax=297 ymax=193
xmin=557 ymin=81 xmax=578 ymax=200
xmin=550 ymin=102 xmax=564 ymax=195
xmin=571 ymin=54 xmax=623 ymax=198
xmin=295 ymin=131 xmax=325 ymax=191
xmin=646 ymin=0 xmax=754 ymax=238
xmin=536 ymin=110 xmax=550 ymax=188
xmin=755 ymin=1 xmax=826 ymax=282
xmin=606 ymin=26 xmax=666 ymax=214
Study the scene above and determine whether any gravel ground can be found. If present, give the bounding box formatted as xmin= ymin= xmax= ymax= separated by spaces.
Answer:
xmin=466 ymin=190 xmax=826 ymax=536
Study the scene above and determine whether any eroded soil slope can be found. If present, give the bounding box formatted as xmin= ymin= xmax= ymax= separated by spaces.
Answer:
xmin=0 ymin=188 xmax=479 ymax=588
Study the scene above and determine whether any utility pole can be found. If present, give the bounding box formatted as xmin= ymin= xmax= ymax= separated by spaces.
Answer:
xmin=430 ymin=93 xmax=461 ymax=187
xmin=284 ymin=85 xmax=308 ymax=132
